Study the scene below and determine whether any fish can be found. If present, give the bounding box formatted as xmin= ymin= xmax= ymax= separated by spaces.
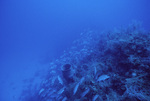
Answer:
xmin=73 ymin=77 xmax=86 ymax=95
xmin=62 ymin=97 xmax=67 ymax=101
xmin=57 ymin=96 xmax=63 ymax=100
xmin=73 ymin=83 xmax=80 ymax=95
xmin=94 ymin=66 xmax=97 ymax=75
xmin=51 ymin=77 xmax=56 ymax=85
xmin=79 ymin=77 xmax=85 ymax=84
xmin=50 ymin=70 xmax=56 ymax=74
xmin=58 ymin=87 xmax=65 ymax=95
xmin=58 ymin=76 xmax=63 ymax=85
xmin=47 ymin=90 xmax=56 ymax=96
xmin=81 ymin=87 xmax=90 ymax=97
xmin=92 ymin=94 xmax=99 ymax=101
xmin=50 ymin=93 xmax=58 ymax=98
xmin=97 ymin=75 xmax=109 ymax=82
xmin=39 ymin=88 xmax=44 ymax=95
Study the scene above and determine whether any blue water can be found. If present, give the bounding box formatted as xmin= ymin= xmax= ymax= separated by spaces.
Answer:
xmin=0 ymin=0 xmax=150 ymax=101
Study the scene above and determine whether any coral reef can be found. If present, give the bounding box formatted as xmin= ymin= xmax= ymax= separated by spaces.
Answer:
xmin=20 ymin=22 xmax=150 ymax=101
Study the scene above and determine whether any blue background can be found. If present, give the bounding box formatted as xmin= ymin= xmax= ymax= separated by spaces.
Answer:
xmin=0 ymin=0 xmax=150 ymax=101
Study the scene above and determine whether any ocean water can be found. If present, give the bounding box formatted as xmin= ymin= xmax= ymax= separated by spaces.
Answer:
xmin=0 ymin=0 xmax=150 ymax=101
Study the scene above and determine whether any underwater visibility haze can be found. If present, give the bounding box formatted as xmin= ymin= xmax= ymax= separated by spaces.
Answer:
xmin=0 ymin=0 xmax=150 ymax=101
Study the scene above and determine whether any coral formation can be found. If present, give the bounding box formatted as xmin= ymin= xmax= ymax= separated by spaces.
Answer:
xmin=20 ymin=22 xmax=150 ymax=101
